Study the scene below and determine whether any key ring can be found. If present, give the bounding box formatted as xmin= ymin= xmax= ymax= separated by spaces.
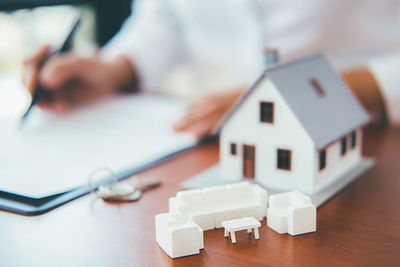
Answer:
xmin=88 ymin=167 xmax=118 ymax=193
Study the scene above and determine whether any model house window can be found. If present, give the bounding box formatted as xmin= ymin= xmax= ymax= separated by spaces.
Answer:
xmin=277 ymin=149 xmax=291 ymax=170
xmin=319 ymin=149 xmax=327 ymax=170
xmin=230 ymin=143 xmax=237 ymax=155
xmin=310 ymin=78 xmax=326 ymax=96
xmin=341 ymin=137 xmax=347 ymax=156
xmin=351 ymin=131 xmax=357 ymax=148
xmin=260 ymin=102 xmax=274 ymax=123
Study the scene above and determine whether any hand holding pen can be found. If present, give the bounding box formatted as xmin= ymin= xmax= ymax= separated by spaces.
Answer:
xmin=21 ymin=18 xmax=136 ymax=121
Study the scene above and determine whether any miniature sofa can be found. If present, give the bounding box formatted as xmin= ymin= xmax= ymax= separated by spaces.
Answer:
xmin=267 ymin=191 xmax=316 ymax=236
xmin=168 ymin=182 xmax=268 ymax=230
xmin=155 ymin=212 xmax=204 ymax=258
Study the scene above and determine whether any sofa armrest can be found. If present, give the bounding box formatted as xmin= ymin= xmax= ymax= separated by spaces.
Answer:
xmin=169 ymin=197 xmax=178 ymax=212
xmin=287 ymin=204 xmax=316 ymax=235
xmin=252 ymin=185 xmax=268 ymax=215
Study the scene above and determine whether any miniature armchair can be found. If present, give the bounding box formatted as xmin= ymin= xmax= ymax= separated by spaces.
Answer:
xmin=155 ymin=212 xmax=204 ymax=258
xmin=267 ymin=191 xmax=316 ymax=236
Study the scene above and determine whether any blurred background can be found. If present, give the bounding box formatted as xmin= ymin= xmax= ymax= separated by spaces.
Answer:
xmin=1 ymin=0 xmax=398 ymax=124
xmin=0 ymin=0 xmax=131 ymax=119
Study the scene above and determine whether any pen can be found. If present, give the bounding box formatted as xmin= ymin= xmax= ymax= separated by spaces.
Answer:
xmin=20 ymin=17 xmax=82 ymax=127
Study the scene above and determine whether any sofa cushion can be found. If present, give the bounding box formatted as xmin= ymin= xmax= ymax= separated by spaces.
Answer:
xmin=214 ymin=208 xmax=238 ymax=228
xmin=203 ymin=185 xmax=229 ymax=204
xmin=236 ymin=204 xmax=264 ymax=221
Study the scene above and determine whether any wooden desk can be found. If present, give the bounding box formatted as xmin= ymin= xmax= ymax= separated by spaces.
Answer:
xmin=1 ymin=127 xmax=399 ymax=267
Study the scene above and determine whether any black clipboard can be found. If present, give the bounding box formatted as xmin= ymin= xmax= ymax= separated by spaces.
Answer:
xmin=0 ymin=142 xmax=201 ymax=216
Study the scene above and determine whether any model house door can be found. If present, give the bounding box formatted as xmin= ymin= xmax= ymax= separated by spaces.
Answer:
xmin=243 ymin=145 xmax=255 ymax=178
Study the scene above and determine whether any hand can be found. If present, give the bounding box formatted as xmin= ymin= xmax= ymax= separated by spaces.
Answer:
xmin=173 ymin=87 xmax=246 ymax=140
xmin=23 ymin=46 xmax=136 ymax=113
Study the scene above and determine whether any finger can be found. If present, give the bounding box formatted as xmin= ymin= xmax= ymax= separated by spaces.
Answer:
xmin=175 ymin=100 xmax=222 ymax=128
xmin=60 ymin=84 xmax=93 ymax=106
xmin=23 ymin=45 xmax=51 ymax=67
xmin=24 ymin=67 xmax=38 ymax=93
xmin=177 ymin=89 xmax=246 ymax=131
xmin=184 ymin=91 xmax=241 ymax=118
xmin=174 ymin=109 xmax=222 ymax=138
xmin=51 ymin=96 xmax=70 ymax=114
xmin=39 ymin=53 xmax=86 ymax=90
xmin=181 ymin=117 xmax=218 ymax=140
xmin=23 ymin=45 xmax=52 ymax=92
xmin=179 ymin=122 xmax=210 ymax=141
xmin=174 ymin=102 xmax=227 ymax=131
xmin=55 ymin=101 xmax=70 ymax=114
xmin=37 ymin=102 xmax=51 ymax=110
xmin=48 ymin=82 xmax=99 ymax=109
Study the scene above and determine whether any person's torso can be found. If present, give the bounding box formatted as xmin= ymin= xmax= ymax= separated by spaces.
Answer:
xmin=162 ymin=0 xmax=400 ymax=94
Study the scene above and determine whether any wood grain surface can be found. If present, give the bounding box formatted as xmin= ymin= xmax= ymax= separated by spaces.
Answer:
xmin=0 ymin=126 xmax=399 ymax=267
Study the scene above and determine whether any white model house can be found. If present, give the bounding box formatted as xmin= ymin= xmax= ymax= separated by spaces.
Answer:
xmin=217 ymin=54 xmax=370 ymax=195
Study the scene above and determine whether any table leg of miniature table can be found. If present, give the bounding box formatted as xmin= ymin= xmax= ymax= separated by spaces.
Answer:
xmin=247 ymin=228 xmax=252 ymax=233
xmin=254 ymin=227 xmax=260 ymax=240
xmin=224 ymin=228 xmax=228 ymax=237
xmin=230 ymin=232 xmax=236 ymax=243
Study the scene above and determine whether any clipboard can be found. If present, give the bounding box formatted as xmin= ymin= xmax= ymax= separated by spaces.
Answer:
xmin=0 ymin=93 xmax=205 ymax=216
xmin=0 ymin=143 xmax=197 ymax=215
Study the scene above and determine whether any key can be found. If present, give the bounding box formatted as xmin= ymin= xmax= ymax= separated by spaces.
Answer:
xmin=97 ymin=177 xmax=161 ymax=202
xmin=104 ymin=190 xmax=143 ymax=202
xmin=129 ymin=177 xmax=161 ymax=191
xmin=98 ymin=182 xmax=135 ymax=199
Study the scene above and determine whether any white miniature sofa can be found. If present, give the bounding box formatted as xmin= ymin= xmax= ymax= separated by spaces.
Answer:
xmin=267 ymin=191 xmax=316 ymax=236
xmin=155 ymin=212 xmax=204 ymax=258
xmin=168 ymin=182 xmax=268 ymax=230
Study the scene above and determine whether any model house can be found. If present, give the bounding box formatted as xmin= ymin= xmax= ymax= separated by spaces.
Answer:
xmin=217 ymin=54 xmax=370 ymax=195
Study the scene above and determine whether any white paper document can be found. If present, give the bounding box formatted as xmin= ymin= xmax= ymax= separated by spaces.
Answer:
xmin=0 ymin=93 xmax=196 ymax=197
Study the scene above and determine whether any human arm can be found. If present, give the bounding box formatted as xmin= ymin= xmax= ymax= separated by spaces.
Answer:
xmin=341 ymin=68 xmax=388 ymax=125
xmin=102 ymin=0 xmax=183 ymax=92
xmin=24 ymin=0 xmax=183 ymax=111
xmin=341 ymin=53 xmax=400 ymax=126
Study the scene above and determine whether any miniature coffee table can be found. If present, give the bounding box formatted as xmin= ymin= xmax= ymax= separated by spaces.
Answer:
xmin=221 ymin=217 xmax=261 ymax=243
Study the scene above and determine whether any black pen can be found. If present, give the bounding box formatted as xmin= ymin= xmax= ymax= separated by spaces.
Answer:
xmin=20 ymin=17 xmax=82 ymax=127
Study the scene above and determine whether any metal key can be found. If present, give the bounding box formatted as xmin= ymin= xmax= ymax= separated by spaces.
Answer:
xmin=129 ymin=177 xmax=161 ymax=191
xmin=98 ymin=182 xmax=135 ymax=198
xmin=98 ymin=177 xmax=161 ymax=202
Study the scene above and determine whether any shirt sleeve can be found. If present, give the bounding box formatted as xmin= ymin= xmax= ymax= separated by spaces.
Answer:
xmin=102 ymin=0 xmax=183 ymax=91
xmin=368 ymin=54 xmax=400 ymax=125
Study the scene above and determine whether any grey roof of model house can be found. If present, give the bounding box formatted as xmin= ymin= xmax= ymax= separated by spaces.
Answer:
xmin=216 ymin=54 xmax=370 ymax=149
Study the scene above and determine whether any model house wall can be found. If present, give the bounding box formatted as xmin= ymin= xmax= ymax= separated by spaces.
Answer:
xmin=220 ymin=78 xmax=315 ymax=194
xmin=313 ymin=129 xmax=363 ymax=192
